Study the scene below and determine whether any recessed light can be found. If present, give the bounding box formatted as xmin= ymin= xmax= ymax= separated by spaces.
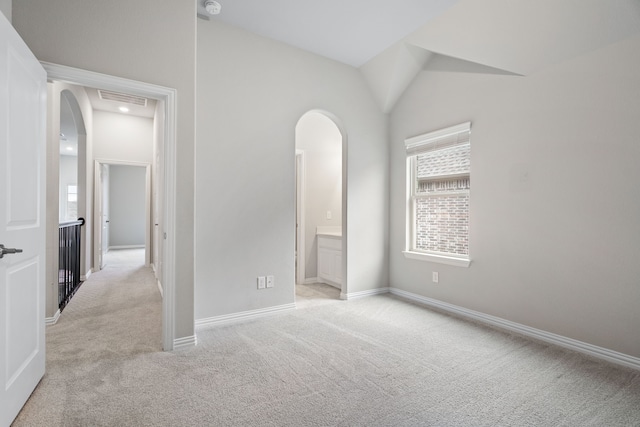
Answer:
xmin=119 ymin=106 xmax=130 ymax=113
xmin=66 ymin=146 xmax=74 ymax=151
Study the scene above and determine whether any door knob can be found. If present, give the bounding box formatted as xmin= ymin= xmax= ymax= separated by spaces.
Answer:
xmin=0 ymin=244 xmax=23 ymax=259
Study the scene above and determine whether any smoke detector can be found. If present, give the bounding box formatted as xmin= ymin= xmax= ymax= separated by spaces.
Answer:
xmin=205 ymin=1 xmax=221 ymax=15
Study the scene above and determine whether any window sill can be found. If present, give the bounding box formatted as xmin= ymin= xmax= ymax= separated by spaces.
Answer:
xmin=402 ymin=251 xmax=471 ymax=268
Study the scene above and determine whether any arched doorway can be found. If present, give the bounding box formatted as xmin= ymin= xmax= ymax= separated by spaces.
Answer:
xmin=295 ymin=110 xmax=347 ymax=300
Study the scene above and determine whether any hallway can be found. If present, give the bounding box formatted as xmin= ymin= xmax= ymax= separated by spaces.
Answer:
xmin=14 ymin=249 xmax=162 ymax=425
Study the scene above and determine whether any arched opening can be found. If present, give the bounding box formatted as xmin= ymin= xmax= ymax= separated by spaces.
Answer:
xmin=59 ymin=90 xmax=88 ymax=277
xmin=295 ymin=110 xmax=347 ymax=301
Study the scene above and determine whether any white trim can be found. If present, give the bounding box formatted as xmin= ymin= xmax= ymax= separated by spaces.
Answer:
xmin=196 ymin=303 xmax=297 ymax=329
xmin=45 ymin=310 xmax=61 ymax=326
xmin=389 ymin=288 xmax=640 ymax=371
xmin=173 ymin=335 xmax=197 ymax=350
xmin=340 ymin=287 xmax=390 ymax=301
xmin=295 ymin=150 xmax=306 ymax=286
xmin=108 ymin=245 xmax=145 ymax=250
xmin=319 ymin=278 xmax=342 ymax=289
xmin=80 ymin=269 xmax=92 ymax=281
xmin=405 ymin=121 xmax=471 ymax=151
xmin=156 ymin=279 xmax=163 ymax=298
xmin=402 ymin=251 xmax=471 ymax=267
xmin=302 ymin=277 xmax=319 ymax=285
xmin=42 ymin=62 xmax=178 ymax=352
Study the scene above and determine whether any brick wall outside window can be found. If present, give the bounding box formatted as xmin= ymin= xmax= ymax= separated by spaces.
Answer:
xmin=415 ymin=191 xmax=469 ymax=255
xmin=413 ymin=147 xmax=470 ymax=256
xmin=406 ymin=122 xmax=471 ymax=260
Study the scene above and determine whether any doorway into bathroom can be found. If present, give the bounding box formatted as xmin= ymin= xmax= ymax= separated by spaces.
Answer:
xmin=295 ymin=111 xmax=345 ymax=304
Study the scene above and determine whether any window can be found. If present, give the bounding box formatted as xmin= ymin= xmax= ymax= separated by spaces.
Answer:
xmin=66 ymin=184 xmax=78 ymax=220
xmin=404 ymin=122 xmax=471 ymax=267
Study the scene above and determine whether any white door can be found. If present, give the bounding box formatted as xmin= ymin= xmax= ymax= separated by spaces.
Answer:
xmin=96 ymin=163 xmax=109 ymax=270
xmin=101 ymin=164 xmax=109 ymax=268
xmin=0 ymin=13 xmax=47 ymax=427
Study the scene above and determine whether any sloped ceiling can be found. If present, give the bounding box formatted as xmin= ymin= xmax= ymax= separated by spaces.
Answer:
xmin=199 ymin=0 xmax=640 ymax=114
xmin=199 ymin=0 xmax=460 ymax=67
xmin=362 ymin=0 xmax=640 ymax=112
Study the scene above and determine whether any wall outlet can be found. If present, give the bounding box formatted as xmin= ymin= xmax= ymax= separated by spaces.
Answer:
xmin=432 ymin=272 xmax=439 ymax=283
xmin=257 ymin=276 xmax=266 ymax=289
xmin=326 ymin=211 xmax=332 ymax=220
xmin=266 ymin=275 xmax=274 ymax=288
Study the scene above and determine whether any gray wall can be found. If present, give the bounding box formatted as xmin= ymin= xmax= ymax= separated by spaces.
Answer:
xmin=109 ymin=165 xmax=146 ymax=247
xmin=13 ymin=0 xmax=197 ymax=340
xmin=389 ymin=34 xmax=640 ymax=358
xmin=0 ymin=0 xmax=10 ymax=22
xmin=195 ymin=21 xmax=388 ymax=320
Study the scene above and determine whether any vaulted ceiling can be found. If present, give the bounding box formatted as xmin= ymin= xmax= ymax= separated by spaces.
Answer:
xmin=199 ymin=0 xmax=640 ymax=113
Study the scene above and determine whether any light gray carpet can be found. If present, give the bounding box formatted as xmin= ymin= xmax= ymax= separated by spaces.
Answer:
xmin=13 ymin=256 xmax=640 ymax=426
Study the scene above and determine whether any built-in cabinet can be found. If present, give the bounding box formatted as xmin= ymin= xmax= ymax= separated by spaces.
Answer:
xmin=317 ymin=234 xmax=342 ymax=288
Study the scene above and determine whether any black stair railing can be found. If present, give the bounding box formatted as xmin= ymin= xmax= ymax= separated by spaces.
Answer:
xmin=58 ymin=218 xmax=85 ymax=311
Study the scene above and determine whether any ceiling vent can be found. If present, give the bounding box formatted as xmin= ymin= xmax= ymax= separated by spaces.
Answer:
xmin=98 ymin=90 xmax=148 ymax=107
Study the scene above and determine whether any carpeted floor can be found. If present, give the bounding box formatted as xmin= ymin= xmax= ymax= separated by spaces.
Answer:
xmin=13 ymin=251 xmax=640 ymax=426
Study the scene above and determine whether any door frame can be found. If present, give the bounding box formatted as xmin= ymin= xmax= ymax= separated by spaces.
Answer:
xmin=295 ymin=150 xmax=306 ymax=285
xmin=93 ymin=160 xmax=152 ymax=268
xmin=42 ymin=62 xmax=178 ymax=351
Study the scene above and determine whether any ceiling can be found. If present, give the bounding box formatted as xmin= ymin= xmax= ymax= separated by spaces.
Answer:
xmin=197 ymin=0 xmax=460 ymax=68
xmin=198 ymin=0 xmax=640 ymax=113
xmin=60 ymin=86 xmax=156 ymax=156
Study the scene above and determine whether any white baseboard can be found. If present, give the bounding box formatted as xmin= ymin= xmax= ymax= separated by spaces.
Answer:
xmin=45 ymin=309 xmax=61 ymax=326
xmin=173 ymin=335 xmax=197 ymax=350
xmin=80 ymin=269 xmax=92 ymax=281
xmin=318 ymin=278 xmax=342 ymax=289
xmin=195 ymin=303 xmax=297 ymax=329
xmin=301 ymin=277 xmax=319 ymax=285
xmin=108 ymin=245 xmax=145 ymax=250
xmin=389 ymin=287 xmax=640 ymax=371
xmin=156 ymin=279 xmax=163 ymax=297
xmin=340 ymin=287 xmax=390 ymax=301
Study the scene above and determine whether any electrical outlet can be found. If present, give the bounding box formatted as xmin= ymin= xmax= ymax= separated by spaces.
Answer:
xmin=432 ymin=272 xmax=439 ymax=283
xmin=257 ymin=276 xmax=266 ymax=289
xmin=266 ymin=275 xmax=274 ymax=288
xmin=326 ymin=211 xmax=332 ymax=220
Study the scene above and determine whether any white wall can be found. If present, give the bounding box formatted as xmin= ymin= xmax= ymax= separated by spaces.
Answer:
xmin=93 ymin=111 xmax=153 ymax=163
xmin=109 ymin=165 xmax=146 ymax=247
xmin=59 ymin=154 xmax=77 ymax=221
xmin=13 ymin=0 xmax=197 ymax=340
xmin=195 ymin=21 xmax=388 ymax=320
xmin=296 ymin=112 xmax=342 ymax=279
xmin=389 ymin=34 xmax=640 ymax=358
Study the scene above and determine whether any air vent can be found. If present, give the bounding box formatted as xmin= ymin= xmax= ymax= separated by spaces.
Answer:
xmin=98 ymin=90 xmax=148 ymax=107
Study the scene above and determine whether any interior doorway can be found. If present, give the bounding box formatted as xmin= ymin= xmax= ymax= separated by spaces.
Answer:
xmin=94 ymin=161 xmax=151 ymax=270
xmin=43 ymin=62 xmax=178 ymax=351
xmin=295 ymin=110 xmax=346 ymax=301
